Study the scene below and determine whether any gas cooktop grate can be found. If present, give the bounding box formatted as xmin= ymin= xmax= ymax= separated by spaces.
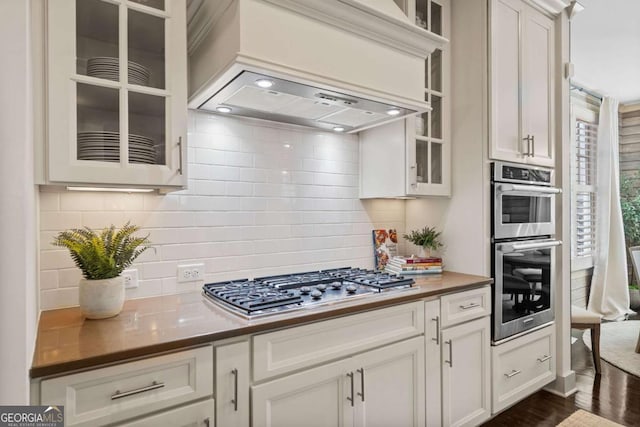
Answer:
xmin=202 ymin=267 xmax=415 ymax=316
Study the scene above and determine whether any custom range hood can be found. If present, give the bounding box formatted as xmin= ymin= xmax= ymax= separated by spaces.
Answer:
xmin=187 ymin=0 xmax=447 ymax=133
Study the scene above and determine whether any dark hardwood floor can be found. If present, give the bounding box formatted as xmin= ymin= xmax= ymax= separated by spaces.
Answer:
xmin=484 ymin=326 xmax=640 ymax=427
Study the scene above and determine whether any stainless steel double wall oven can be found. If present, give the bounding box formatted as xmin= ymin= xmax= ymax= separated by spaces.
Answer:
xmin=491 ymin=162 xmax=561 ymax=342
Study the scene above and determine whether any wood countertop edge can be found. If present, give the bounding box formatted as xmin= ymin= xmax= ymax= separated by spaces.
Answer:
xmin=31 ymin=274 xmax=493 ymax=379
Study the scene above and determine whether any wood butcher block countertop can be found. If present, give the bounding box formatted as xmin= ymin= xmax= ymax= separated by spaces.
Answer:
xmin=31 ymin=271 xmax=492 ymax=378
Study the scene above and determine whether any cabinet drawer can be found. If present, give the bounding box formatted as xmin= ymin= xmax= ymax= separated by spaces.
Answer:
xmin=119 ymin=399 xmax=214 ymax=427
xmin=40 ymin=346 xmax=213 ymax=426
xmin=253 ymin=302 xmax=424 ymax=381
xmin=440 ymin=286 xmax=491 ymax=328
xmin=492 ymin=324 xmax=555 ymax=413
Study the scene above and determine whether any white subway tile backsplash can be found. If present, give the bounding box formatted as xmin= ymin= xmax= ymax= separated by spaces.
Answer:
xmin=38 ymin=113 xmax=405 ymax=309
xmin=41 ymin=212 xmax=83 ymax=231
xmin=39 ymin=270 xmax=58 ymax=290
xmin=39 ymin=192 xmax=60 ymax=211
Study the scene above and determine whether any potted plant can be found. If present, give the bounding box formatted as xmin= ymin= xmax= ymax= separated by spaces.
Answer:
xmin=403 ymin=226 xmax=443 ymax=258
xmin=53 ymin=223 xmax=150 ymax=319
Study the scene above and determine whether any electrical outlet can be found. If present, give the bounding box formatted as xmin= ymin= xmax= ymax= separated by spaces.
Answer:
xmin=177 ymin=263 xmax=205 ymax=283
xmin=122 ymin=269 xmax=139 ymax=289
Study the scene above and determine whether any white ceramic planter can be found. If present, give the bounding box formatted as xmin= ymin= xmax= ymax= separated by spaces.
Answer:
xmin=79 ymin=276 xmax=125 ymax=319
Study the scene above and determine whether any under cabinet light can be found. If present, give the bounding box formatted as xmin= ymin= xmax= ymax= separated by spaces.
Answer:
xmin=216 ymin=106 xmax=232 ymax=113
xmin=66 ymin=187 xmax=155 ymax=193
xmin=333 ymin=126 xmax=345 ymax=132
xmin=386 ymin=109 xmax=401 ymax=116
xmin=255 ymin=79 xmax=275 ymax=88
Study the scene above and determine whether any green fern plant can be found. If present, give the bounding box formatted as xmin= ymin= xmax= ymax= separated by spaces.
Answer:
xmin=403 ymin=226 xmax=443 ymax=252
xmin=53 ymin=223 xmax=151 ymax=280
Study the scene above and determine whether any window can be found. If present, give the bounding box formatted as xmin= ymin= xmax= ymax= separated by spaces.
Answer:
xmin=571 ymin=97 xmax=599 ymax=270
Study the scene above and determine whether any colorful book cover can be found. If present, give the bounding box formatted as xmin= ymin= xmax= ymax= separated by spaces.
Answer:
xmin=372 ymin=229 xmax=398 ymax=271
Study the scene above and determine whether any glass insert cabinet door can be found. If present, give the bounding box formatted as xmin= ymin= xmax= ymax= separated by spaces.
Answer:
xmin=46 ymin=0 xmax=187 ymax=188
xmin=405 ymin=0 xmax=451 ymax=197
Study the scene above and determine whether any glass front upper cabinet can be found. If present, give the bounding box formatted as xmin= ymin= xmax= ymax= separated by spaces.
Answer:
xmin=407 ymin=0 xmax=450 ymax=196
xmin=45 ymin=0 xmax=187 ymax=189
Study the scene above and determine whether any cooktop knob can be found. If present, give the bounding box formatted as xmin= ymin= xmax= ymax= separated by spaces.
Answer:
xmin=300 ymin=286 xmax=311 ymax=295
xmin=330 ymin=281 xmax=343 ymax=290
xmin=346 ymin=284 xmax=358 ymax=294
xmin=316 ymin=284 xmax=327 ymax=292
xmin=311 ymin=289 xmax=323 ymax=299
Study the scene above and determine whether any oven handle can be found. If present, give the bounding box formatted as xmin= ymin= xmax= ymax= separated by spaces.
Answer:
xmin=497 ymin=240 xmax=562 ymax=252
xmin=497 ymin=183 xmax=561 ymax=194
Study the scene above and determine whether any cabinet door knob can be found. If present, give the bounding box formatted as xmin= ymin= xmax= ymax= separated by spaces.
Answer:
xmin=522 ymin=135 xmax=532 ymax=157
xmin=504 ymin=369 xmax=522 ymax=378
xmin=347 ymin=372 xmax=355 ymax=406
xmin=445 ymin=340 xmax=453 ymax=367
xmin=177 ymin=137 xmax=184 ymax=175
xmin=231 ymin=368 xmax=239 ymax=411
xmin=432 ymin=316 xmax=440 ymax=345
xmin=530 ymin=135 xmax=535 ymax=157
xmin=356 ymin=368 xmax=365 ymax=402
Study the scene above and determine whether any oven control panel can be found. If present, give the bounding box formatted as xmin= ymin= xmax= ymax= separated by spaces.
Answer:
xmin=494 ymin=162 xmax=552 ymax=185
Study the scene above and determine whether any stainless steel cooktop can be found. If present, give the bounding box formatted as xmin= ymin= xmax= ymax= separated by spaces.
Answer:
xmin=202 ymin=267 xmax=415 ymax=318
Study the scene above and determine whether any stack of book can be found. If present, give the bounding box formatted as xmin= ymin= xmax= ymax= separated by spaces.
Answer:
xmin=384 ymin=256 xmax=443 ymax=275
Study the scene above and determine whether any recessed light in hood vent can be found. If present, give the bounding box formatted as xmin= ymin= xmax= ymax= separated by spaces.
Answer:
xmin=188 ymin=0 xmax=447 ymax=133
xmin=199 ymin=71 xmax=416 ymax=133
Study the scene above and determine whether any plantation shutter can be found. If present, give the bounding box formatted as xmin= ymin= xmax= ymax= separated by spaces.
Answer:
xmin=573 ymin=119 xmax=598 ymax=260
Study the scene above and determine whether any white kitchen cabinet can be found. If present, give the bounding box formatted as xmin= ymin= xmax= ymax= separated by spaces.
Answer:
xmin=424 ymin=299 xmax=442 ymax=427
xmin=215 ymin=340 xmax=250 ymax=427
xmin=38 ymin=346 xmax=213 ymax=427
xmin=491 ymin=324 xmax=556 ymax=413
xmin=252 ymin=358 xmax=354 ymax=427
xmin=441 ymin=316 xmax=491 ymax=427
xmin=119 ymin=399 xmax=214 ymax=427
xmin=42 ymin=0 xmax=188 ymax=189
xmin=354 ymin=337 xmax=425 ymax=427
xmin=489 ymin=0 xmax=555 ymax=167
xmin=252 ymin=337 xmax=425 ymax=427
xmin=360 ymin=0 xmax=451 ymax=198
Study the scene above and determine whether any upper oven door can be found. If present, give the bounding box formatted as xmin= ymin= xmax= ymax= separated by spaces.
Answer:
xmin=493 ymin=183 xmax=560 ymax=240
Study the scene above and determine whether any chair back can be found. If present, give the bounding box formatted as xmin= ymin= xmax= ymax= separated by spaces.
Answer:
xmin=628 ymin=246 xmax=640 ymax=285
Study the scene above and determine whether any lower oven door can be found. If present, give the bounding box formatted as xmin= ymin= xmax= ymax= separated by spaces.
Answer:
xmin=493 ymin=238 xmax=561 ymax=342
xmin=493 ymin=183 xmax=560 ymax=240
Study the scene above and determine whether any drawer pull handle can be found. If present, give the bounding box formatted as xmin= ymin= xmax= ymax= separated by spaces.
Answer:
xmin=347 ymin=372 xmax=355 ymax=406
xmin=445 ymin=340 xmax=453 ymax=367
xmin=459 ymin=302 xmax=480 ymax=310
xmin=231 ymin=368 xmax=238 ymax=411
xmin=111 ymin=381 xmax=165 ymax=400
xmin=204 ymin=418 xmax=210 ymax=427
xmin=432 ymin=316 xmax=440 ymax=345
xmin=505 ymin=369 xmax=522 ymax=378
xmin=357 ymin=368 xmax=365 ymax=402
xmin=537 ymin=355 xmax=552 ymax=363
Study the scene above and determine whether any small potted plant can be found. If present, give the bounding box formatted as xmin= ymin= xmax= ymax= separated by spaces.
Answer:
xmin=403 ymin=226 xmax=443 ymax=258
xmin=53 ymin=223 xmax=150 ymax=319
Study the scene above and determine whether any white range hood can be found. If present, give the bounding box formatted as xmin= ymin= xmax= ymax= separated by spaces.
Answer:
xmin=187 ymin=0 xmax=447 ymax=133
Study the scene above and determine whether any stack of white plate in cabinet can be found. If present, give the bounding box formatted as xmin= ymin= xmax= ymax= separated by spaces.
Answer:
xmin=77 ymin=131 xmax=157 ymax=164
xmin=86 ymin=57 xmax=151 ymax=86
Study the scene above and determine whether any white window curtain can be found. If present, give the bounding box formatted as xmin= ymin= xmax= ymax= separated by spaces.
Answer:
xmin=587 ymin=97 xmax=634 ymax=320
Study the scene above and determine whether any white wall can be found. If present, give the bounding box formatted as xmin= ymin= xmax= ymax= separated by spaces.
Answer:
xmin=0 ymin=0 xmax=38 ymax=404
xmin=39 ymin=113 xmax=406 ymax=309
xmin=571 ymin=0 xmax=640 ymax=103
